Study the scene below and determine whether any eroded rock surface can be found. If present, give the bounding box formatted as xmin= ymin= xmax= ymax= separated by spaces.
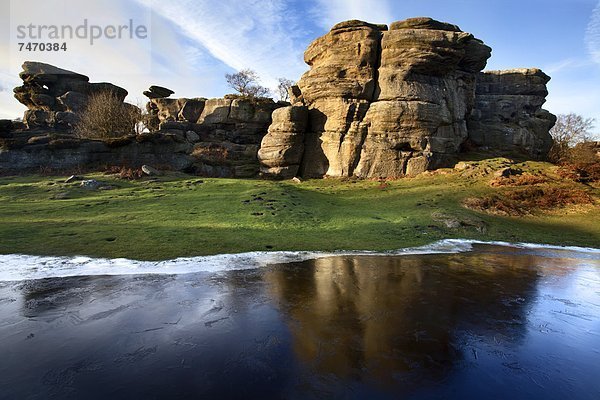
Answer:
xmin=467 ymin=69 xmax=556 ymax=159
xmin=146 ymin=96 xmax=285 ymax=177
xmin=259 ymin=17 xmax=555 ymax=179
xmin=258 ymin=105 xmax=308 ymax=178
xmin=13 ymin=62 xmax=128 ymax=131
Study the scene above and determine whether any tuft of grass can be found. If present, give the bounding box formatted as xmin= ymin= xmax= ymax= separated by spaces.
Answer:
xmin=0 ymin=159 xmax=598 ymax=260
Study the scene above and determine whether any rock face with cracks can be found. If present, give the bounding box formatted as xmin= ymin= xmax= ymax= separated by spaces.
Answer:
xmin=258 ymin=17 xmax=555 ymax=179
xmin=145 ymin=95 xmax=285 ymax=177
xmin=467 ymin=69 xmax=557 ymax=159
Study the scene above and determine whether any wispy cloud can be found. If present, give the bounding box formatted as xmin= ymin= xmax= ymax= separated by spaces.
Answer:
xmin=543 ymin=58 xmax=593 ymax=74
xmin=586 ymin=1 xmax=600 ymax=65
xmin=312 ymin=0 xmax=394 ymax=29
xmin=134 ymin=0 xmax=308 ymax=88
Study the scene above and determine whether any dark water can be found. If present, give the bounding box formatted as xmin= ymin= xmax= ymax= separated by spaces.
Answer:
xmin=0 ymin=244 xmax=599 ymax=399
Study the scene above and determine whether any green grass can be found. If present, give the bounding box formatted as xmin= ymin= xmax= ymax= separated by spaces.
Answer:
xmin=0 ymin=159 xmax=598 ymax=260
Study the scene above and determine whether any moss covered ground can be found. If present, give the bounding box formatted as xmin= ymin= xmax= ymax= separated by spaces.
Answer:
xmin=0 ymin=158 xmax=598 ymax=260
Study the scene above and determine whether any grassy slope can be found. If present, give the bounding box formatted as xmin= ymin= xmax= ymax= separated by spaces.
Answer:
xmin=0 ymin=159 xmax=598 ymax=260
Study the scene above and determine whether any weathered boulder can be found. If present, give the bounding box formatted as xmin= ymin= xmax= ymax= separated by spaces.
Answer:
xmin=467 ymin=69 xmax=556 ymax=159
xmin=143 ymin=93 xmax=284 ymax=177
xmin=58 ymin=91 xmax=88 ymax=113
xmin=294 ymin=20 xmax=386 ymax=178
xmin=13 ymin=61 xmax=129 ymax=131
xmin=258 ymin=105 xmax=308 ymax=178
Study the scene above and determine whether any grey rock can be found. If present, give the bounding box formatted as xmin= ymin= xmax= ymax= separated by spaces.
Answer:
xmin=468 ymin=69 xmax=556 ymax=159
xmin=142 ymin=164 xmax=161 ymax=176
xmin=494 ymin=167 xmax=523 ymax=178
xmin=80 ymin=179 xmax=102 ymax=189
xmin=185 ymin=130 xmax=200 ymax=143
xmin=58 ymin=91 xmax=89 ymax=113
xmin=65 ymin=175 xmax=84 ymax=183
xmin=178 ymin=98 xmax=206 ymax=122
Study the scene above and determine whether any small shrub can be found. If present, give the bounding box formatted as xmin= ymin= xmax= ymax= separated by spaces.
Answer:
xmin=74 ymin=91 xmax=142 ymax=140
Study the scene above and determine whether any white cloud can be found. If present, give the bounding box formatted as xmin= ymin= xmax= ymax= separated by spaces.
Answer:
xmin=586 ymin=1 xmax=600 ymax=65
xmin=134 ymin=0 xmax=308 ymax=89
xmin=312 ymin=0 xmax=394 ymax=29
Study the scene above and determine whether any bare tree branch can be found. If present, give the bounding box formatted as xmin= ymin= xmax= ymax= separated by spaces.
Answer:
xmin=225 ymin=69 xmax=271 ymax=99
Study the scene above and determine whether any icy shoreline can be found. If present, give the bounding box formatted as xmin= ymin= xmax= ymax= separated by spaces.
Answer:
xmin=0 ymin=239 xmax=598 ymax=282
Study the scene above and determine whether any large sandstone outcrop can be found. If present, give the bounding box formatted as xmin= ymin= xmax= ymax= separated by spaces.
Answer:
xmin=13 ymin=62 xmax=129 ymax=131
xmin=259 ymin=17 xmax=555 ymax=179
xmin=467 ymin=69 xmax=556 ymax=159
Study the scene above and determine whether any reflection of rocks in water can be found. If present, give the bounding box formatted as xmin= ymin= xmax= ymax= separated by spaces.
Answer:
xmin=264 ymin=250 xmax=542 ymax=388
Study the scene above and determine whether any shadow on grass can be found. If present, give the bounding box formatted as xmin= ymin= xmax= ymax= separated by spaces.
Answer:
xmin=0 ymin=214 xmax=598 ymax=261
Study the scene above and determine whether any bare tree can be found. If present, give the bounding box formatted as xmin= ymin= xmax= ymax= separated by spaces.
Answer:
xmin=549 ymin=113 xmax=596 ymax=162
xmin=276 ymin=78 xmax=294 ymax=102
xmin=74 ymin=91 xmax=142 ymax=139
xmin=551 ymin=113 xmax=595 ymax=146
xmin=225 ymin=69 xmax=271 ymax=98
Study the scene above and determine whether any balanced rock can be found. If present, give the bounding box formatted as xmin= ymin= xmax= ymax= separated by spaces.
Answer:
xmin=143 ymin=85 xmax=175 ymax=99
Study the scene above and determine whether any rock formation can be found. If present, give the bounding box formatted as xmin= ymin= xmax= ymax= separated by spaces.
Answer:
xmin=258 ymin=17 xmax=555 ymax=179
xmin=0 ymin=131 xmax=194 ymax=173
xmin=144 ymin=94 xmax=285 ymax=177
xmin=467 ymin=69 xmax=557 ymax=158
xmin=3 ymin=18 xmax=557 ymax=178
xmin=258 ymin=105 xmax=308 ymax=178
xmin=13 ymin=62 xmax=129 ymax=131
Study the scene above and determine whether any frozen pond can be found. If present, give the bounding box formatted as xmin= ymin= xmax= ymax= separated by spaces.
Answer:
xmin=0 ymin=242 xmax=599 ymax=399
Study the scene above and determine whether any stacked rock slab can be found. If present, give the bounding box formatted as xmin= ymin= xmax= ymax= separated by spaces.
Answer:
xmin=146 ymin=93 xmax=284 ymax=177
xmin=13 ymin=62 xmax=128 ymax=131
xmin=260 ymin=18 xmax=492 ymax=178
xmin=258 ymin=105 xmax=308 ymax=178
xmin=296 ymin=20 xmax=387 ymax=178
xmin=191 ymin=97 xmax=284 ymax=177
xmin=356 ymin=18 xmax=491 ymax=177
xmin=259 ymin=17 xmax=555 ymax=179
xmin=467 ymin=69 xmax=556 ymax=159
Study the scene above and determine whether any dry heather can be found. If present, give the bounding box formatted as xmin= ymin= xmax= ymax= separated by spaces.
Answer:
xmin=464 ymin=187 xmax=594 ymax=216
xmin=489 ymin=173 xmax=548 ymax=187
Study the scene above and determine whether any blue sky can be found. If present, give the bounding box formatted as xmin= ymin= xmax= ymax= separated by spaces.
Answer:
xmin=1 ymin=0 xmax=599 ymax=132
